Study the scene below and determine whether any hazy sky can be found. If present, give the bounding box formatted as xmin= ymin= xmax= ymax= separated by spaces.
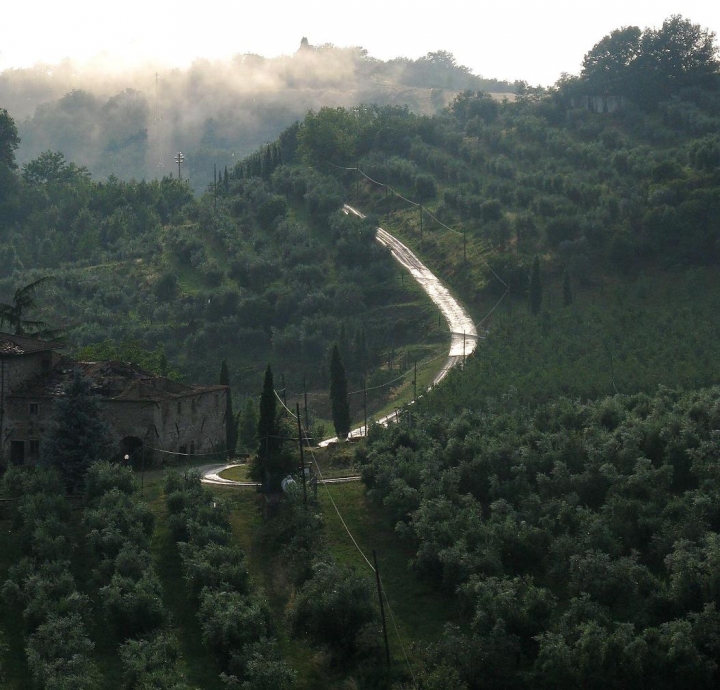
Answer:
xmin=2 ymin=1 xmax=719 ymax=86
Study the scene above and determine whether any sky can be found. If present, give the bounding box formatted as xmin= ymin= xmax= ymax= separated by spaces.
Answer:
xmin=2 ymin=1 xmax=719 ymax=86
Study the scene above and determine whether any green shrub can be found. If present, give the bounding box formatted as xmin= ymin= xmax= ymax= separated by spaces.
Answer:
xmin=288 ymin=560 xmax=377 ymax=657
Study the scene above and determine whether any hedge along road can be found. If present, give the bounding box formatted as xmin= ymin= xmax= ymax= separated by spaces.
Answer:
xmin=201 ymin=204 xmax=479 ymax=483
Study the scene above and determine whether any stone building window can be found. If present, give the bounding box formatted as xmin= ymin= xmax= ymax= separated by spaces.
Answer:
xmin=10 ymin=441 xmax=24 ymax=465
xmin=29 ymin=402 xmax=39 ymax=415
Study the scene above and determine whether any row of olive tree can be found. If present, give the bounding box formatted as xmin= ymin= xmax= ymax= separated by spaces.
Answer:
xmin=2 ymin=466 xmax=99 ymax=689
xmin=164 ymin=470 xmax=295 ymax=689
xmin=83 ymin=462 xmax=196 ymax=689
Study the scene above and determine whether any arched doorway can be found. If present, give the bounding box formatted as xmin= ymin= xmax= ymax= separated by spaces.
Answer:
xmin=119 ymin=436 xmax=144 ymax=469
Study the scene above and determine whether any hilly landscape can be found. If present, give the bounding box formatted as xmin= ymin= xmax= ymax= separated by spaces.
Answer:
xmin=0 ymin=42 xmax=514 ymax=192
xmin=1 ymin=12 xmax=720 ymax=690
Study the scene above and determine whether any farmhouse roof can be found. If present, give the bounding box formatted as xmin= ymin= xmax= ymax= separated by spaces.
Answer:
xmin=0 ymin=332 xmax=63 ymax=356
xmin=10 ymin=357 xmax=226 ymax=402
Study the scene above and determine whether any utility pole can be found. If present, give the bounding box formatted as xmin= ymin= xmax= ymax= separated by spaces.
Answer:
xmin=303 ymin=376 xmax=309 ymax=438
xmin=413 ymin=361 xmax=417 ymax=403
xmin=363 ymin=373 xmax=368 ymax=438
xmin=207 ymin=165 xmax=218 ymax=213
xmin=296 ymin=404 xmax=307 ymax=505
xmin=174 ymin=151 xmax=185 ymax=181
xmin=373 ymin=550 xmax=392 ymax=668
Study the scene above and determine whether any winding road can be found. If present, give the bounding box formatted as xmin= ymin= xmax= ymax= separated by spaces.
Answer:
xmin=319 ymin=205 xmax=478 ymax=444
xmin=201 ymin=204 xmax=477 ymax=482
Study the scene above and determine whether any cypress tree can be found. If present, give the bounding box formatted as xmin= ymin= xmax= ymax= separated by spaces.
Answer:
xmin=330 ymin=344 xmax=351 ymax=440
xmin=41 ymin=370 xmax=113 ymax=494
xmin=219 ymin=360 xmax=237 ymax=458
xmin=254 ymin=364 xmax=294 ymax=491
xmin=255 ymin=364 xmax=277 ymax=489
xmin=529 ymin=255 xmax=542 ymax=315
xmin=563 ymin=267 xmax=574 ymax=306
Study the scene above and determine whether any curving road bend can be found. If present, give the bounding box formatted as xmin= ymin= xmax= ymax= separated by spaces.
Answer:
xmin=318 ymin=205 xmax=478 ymax=444
xmin=201 ymin=204 xmax=479 ymax=480
xmin=346 ymin=205 xmax=478 ymax=378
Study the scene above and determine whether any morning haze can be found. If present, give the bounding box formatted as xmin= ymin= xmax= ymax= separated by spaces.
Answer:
xmin=0 ymin=42 xmax=514 ymax=188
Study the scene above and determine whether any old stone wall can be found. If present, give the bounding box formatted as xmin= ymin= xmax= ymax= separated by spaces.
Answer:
xmin=1 ymin=353 xmax=52 ymax=396
xmin=153 ymin=389 xmax=226 ymax=456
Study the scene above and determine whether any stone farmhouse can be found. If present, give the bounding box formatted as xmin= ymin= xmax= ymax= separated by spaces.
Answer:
xmin=0 ymin=333 xmax=229 ymax=467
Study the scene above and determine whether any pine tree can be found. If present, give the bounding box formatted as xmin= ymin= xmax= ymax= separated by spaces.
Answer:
xmin=529 ymin=255 xmax=542 ymax=315
xmin=330 ymin=344 xmax=351 ymax=440
xmin=563 ymin=267 xmax=574 ymax=306
xmin=40 ymin=370 xmax=113 ymax=494
xmin=219 ymin=360 xmax=237 ymax=458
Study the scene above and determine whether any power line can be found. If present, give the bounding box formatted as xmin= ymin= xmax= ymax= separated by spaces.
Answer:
xmin=303 ymin=431 xmax=376 ymax=573
xmin=381 ymin=574 xmax=418 ymax=688
xmin=331 ymin=160 xmax=510 ymax=291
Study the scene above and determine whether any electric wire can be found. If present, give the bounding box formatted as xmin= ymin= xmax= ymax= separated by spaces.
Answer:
xmin=333 ymin=160 xmax=510 ymax=290
xmin=303 ymin=417 xmax=416 ymax=683
xmin=301 ymin=426 xmax=376 ymax=573
xmin=381 ymin=574 xmax=418 ymax=688
xmin=273 ymin=388 xmax=416 ymax=680
xmin=145 ymin=446 xmax=222 ymax=458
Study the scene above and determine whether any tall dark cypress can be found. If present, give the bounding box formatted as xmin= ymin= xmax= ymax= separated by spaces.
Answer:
xmin=330 ymin=344 xmax=351 ymax=440
xmin=529 ymin=255 xmax=542 ymax=315
xmin=256 ymin=364 xmax=277 ymax=489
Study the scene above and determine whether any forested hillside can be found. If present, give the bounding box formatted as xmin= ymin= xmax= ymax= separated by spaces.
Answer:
xmin=0 ymin=104 xmax=448 ymax=429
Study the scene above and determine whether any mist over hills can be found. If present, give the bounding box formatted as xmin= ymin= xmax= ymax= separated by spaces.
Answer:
xmin=0 ymin=41 xmax=515 ymax=190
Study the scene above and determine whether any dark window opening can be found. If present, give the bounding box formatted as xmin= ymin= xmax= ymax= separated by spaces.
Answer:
xmin=10 ymin=441 xmax=25 ymax=465
xmin=29 ymin=402 xmax=39 ymax=415
xmin=29 ymin=440 xmax=40 ymax=457
xmin=179 ymin=444 xmax=187 ymax=455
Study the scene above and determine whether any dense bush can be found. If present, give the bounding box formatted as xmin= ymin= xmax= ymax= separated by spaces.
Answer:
xmin=288 ymin=560 xmax=377 ymax=658
xmin=119 ymin=633 xmax=195 ymax=690
xmin=164 ymin=472 xmax=294 ymax=685
xmin=1 ymin=467 xmax=99 ymax=688
xmin=364 ymin=383 xmax=720 ymax=688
